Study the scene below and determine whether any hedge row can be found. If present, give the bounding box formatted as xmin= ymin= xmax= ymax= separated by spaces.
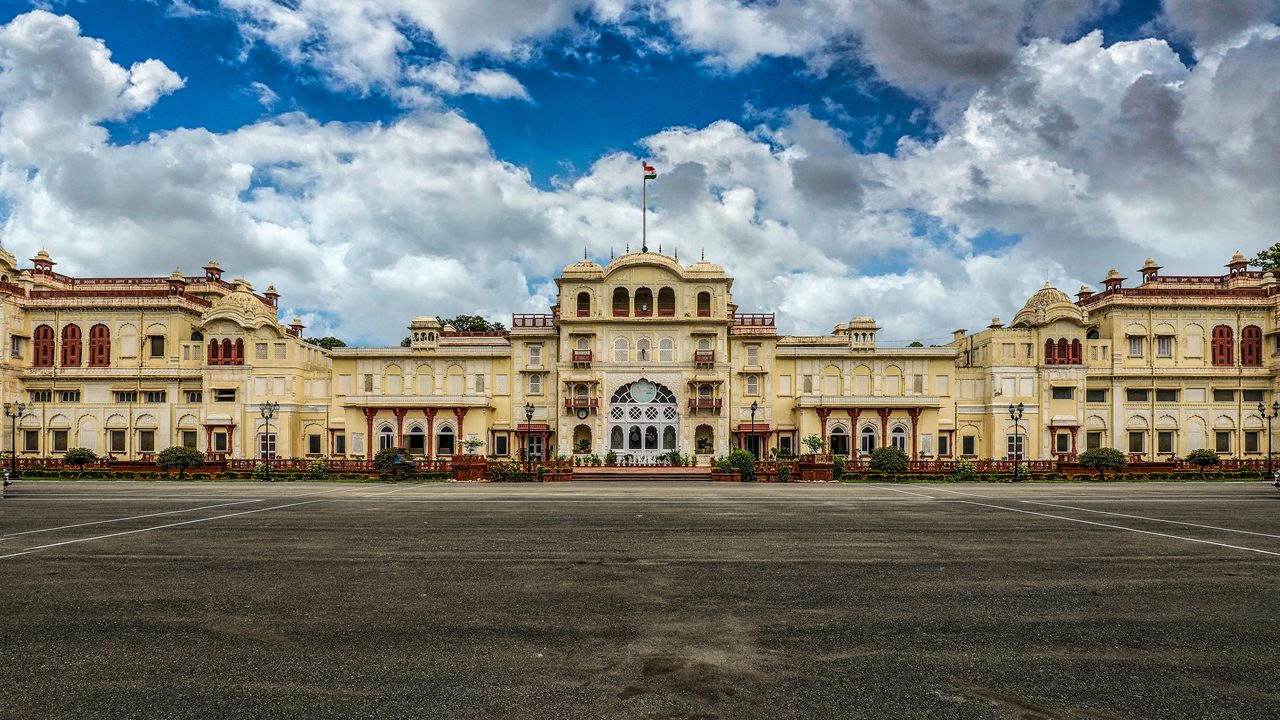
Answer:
xmin=839 ymin=469 xmax=1267 ymax=483
xmin=14 ymin=469 xmax=451 ymax=483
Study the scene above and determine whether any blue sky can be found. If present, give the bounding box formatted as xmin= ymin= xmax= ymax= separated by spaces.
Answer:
xmin=0 ymin=1 xmax=1278 ymax=344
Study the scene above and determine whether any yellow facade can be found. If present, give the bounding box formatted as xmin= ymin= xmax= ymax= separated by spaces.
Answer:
xmin=2 ymin=246 xmax=1276 ymax=465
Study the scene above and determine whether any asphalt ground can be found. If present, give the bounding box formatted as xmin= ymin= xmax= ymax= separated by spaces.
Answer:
xmin=2 ymin=480 xmax=1280 ymax=719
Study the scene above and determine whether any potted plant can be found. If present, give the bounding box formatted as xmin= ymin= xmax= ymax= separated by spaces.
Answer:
xmin=461 ymin=437 xmax=485 ymax=455
xmin=710 ymin=455 xmax=740 ymax=482
xmin=574 ymin=438 xmax=591 ymax=454
xmin=802 ymin=434 xmax=826 ymax=455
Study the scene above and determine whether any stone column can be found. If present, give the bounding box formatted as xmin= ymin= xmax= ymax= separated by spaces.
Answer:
xmin=362 ymin=407 xmax=377 ymax=460
xmin=907 ymin=407 xmax=922 ymax=460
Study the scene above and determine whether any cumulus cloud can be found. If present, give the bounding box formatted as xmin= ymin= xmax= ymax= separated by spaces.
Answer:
xmin=1157 ymin=0 xmax=1280 ymax=50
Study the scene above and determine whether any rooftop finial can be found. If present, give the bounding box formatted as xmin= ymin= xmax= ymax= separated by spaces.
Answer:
xmin=701 ymin=247 xmax=705 ymax=261
xmin=658 ymin=243 xmax=662 ymax=254
xmin=626 ymin=242 xmax=630 ymax=253
xmin=674 ymin=247 xmax=678 ymax=260
xmin=583 ymin=247 xmax=588 ymax=260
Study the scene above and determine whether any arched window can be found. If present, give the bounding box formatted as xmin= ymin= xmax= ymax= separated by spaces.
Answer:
xmin=1212 ymin=325 xmax=1234 ymax=367
xmin=1086 ymin=328 xmax=1100 ymax=340
xmin=221 ymin=339 xmax=233 ymax=366
xmin=1044 ymin=338 xmax=1057 ymax=365
xmin=745 ymin=375 xmax=760 ymax=395
xmin=209 ymin=338 xmax=221 ymax=365
xmin=662 ymin=426 xmax=676 ymax=449
xmin=89 ymin=324 xmax=110 ymax=367
xmin=613 ymin=337 xmax=629 ymax=362
xmin=860 ymin=426 xmax=876 ymax=453
xmin=697 ymin=338 xmax=711 ymax=351
xmin=695 ymin=424 xmax=714 ymax=454
xmin=830 ymin=426 xmax=849 ymax=456
xmin=61 ymin=324 xmax=82 ymax=367
xmin=657 ymin=287 xmax=675 ymax=316
xmin=612 ymin=287 xmax=630 ymax=316
xmin=437 ymin=426 xmax=455 ymax=455
xmin=576 ymin=291 xmax=591 ymax=317
xmin=890 ymin=426 xmax=907 ymax=450
xmin=696 ymin=291 xmax=711 ymax=317
xmin=406 ymin=425 xmax=426 ymax=454
xmin=1057 ymin=338 xmax=1069 ymax=364
xmin=1241 ymin=325 xmax=1262 ymax=367
xmin=611 ymin=426 xmax=624 ymax=449
xmin=33 ymin=324 xmax=54 ymax=367
xmin=378 ymin=426 xmax=395 ymax=451
xmin=637 ymin=338 xmax=650 ymax=361
xmin=659 ymin=337 xmax=674 ymax=362
xmin=233 ymin=339 xmax=245 ymax=365
xmin=698 ymin=384 xmax=712 ymax=399
xmin=1070 ymin=338 xmax=1082 ymax=364
xmin=190 ymin=331 xmax=204 ymax=342
xmin=634 ymin=287 xmax=653 ymax=316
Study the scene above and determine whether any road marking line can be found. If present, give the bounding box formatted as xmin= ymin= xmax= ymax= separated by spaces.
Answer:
xmin=870 ymin=485 xmax=937 ymax=498
xmin=0 ymin=499 xmax=328 ymax=560
xmin=953 ymin=500 xmax=1280 ymax=557
xmin=1 ymin=500 xmax=261 ymax=539
xmin=922 ymin=486 xmax=991 ymax=498
xmin=1020 ymin=501 xmax=1280 ymax=540
xmin=361 ymin=485 xmax=428 ymax=497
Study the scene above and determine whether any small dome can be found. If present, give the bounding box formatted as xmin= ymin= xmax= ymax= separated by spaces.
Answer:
xmin=1231 ymin=251 xmax=1247 ymax=263
xmin=1105 ymin=268 xmax=1123 ymax=281
xmin=170 ymin=268 xmax=185 ymax=281
xmin=686 ymin=259 xmax=724 ymax=275
xmin=1140 ymin=258 xmax=1160 ymax=271
xmin=1012 ymin=282 xmax=1085 ymax=327
xmin=1078 ymin=284 xmax=1092 ymax=294
xmin=561 ymin=257 xmax=604 ymax=277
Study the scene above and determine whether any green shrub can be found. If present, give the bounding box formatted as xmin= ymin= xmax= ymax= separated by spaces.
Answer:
xmin=951 ymin=457 xmax=978 ymax=482
xmin=832 ymin=455 xmax=846 ymax=480
xmin=155 ymin=446 xmax=205 ymax=480
xmin=869 ymin=446 xmax=909 ymax=474
xmin=605 ymin=450 xmax=618 ymax=465
xmin=777 ymin=463 xmax=793 ymax=483
xmin=373 ymin=447 xmax=409 ymax=473
xmin=726 ymin=449 xmax=757 ymax=482
xmin=1078 ymin=447 xmax=1127 ymax=479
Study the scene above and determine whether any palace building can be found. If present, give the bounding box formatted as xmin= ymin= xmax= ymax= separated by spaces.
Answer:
xmin=1 ymin=244 xmax=1276 ymax=465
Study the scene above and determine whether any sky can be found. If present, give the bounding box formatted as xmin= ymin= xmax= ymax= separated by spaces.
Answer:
xmin=1 ymin=1 xmax=1279 ymax=346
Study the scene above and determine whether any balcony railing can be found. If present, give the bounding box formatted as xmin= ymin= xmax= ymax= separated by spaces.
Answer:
xmin=564 ymin=397 xmax=599 ymax=412
xmin=512 ymin=314 xmax=554 ymax=328
xmin=694 ymin=349 xmax=715 ymax=366
xmin=657 ymin=308 xmax=675 ymax=317
xmin=612 ymin=306 xmax=629 ymax=317
xmin=572 ymin=350 xmax=592 ymax=366
xmin=688 ymin=398 xmax=722 ymax=412
xmin=733 ymin=313 xmax=775 ymax=326
xmin=696 ymin=308 xmax=711 ymax=317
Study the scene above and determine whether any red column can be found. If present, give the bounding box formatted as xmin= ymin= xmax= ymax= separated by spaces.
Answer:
xmin=362 ymin=407 xmax=377 ymax=460
xmin=846 ymin=409 xmax=861 ymax=457
xmin=204 ymin=426 xmax=213 ymax=455
xmin=1070 ymin=426 xmax=1078 ymax=454
xmin=907 ymin=407 xmax=923 ymax=460
xmin=816 ymin=408 xmax=831 ymax=447
xmin=393 ymin=407 xmax=407 ymax=448
xmin=424 ymin=408 xmax=437 ymax=461
xmin=877 ymin=408 xmax=891 ymax=447
xmin=453 ymin=407 xmax=468 ymax=436
xmin=1047 ymin=424 xmax=1057 ymax=457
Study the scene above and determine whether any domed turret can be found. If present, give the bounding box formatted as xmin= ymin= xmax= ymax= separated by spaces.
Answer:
xmin=561 ymin=256 xmax=604 ymax=279
xmin=1011 ymin=282 xmax=1085 ymax=327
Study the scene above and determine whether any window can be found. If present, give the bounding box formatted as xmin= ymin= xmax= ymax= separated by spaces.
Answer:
xmin=634 ymin=287 xmax=653 ymax=316
xmin=1157 ymin=431 xmax=1174 ymax=454
xmin=90 ymin=325 xmax=113 ymax=367
xmin=938 ymin=434 xmax=950 ymax=456
xmin=1086 ymin=389 xmax=1107 ymax=403
xmin=659 ymin=338 xmax=674 ymax=362
xmin=528 ymin=345 xmax=542 ymax=366
xmin=696 ymin=291 xmax=711 ymax=317
xmin=613 ymin=337 xmax=628 ymax=362
xmin=61 ymin=324 xmax=82 ymax=366
xmin=1125 ymin=389 xmax=1149 ymax=402
xmin=636 ymin=339 xmax=650 ymax=361
xmin=1245 ymin=431 xmax=1260 ymax=453
xmin=1006 ymin=433 xmax=1024 ymax=458
xmin=1054 ymin=433 xmax=1070 ymax=454
xmin=961 ymin=435 xmax=976 ymax=456
xmin=1215 ymin=431 xmax=1232 ymax=453
xmin=334 ymin=434 xmax=346 ymax=455
xmin=1127 ymin=336 xmax=1144 ymax=358
xmin=114 ymin=391 xmax=138 ymax=403
xmin=1128 ymin=431 xmax=1145 ymax=454
xmin=185 ymin=390 xmax=203 ymax=403
xmin=256 ymin=343 xmax=268 ymax=359
xmin=1003 ymin=343 xmax=1015 ymax=358
xmin=1241 ymin=326 xmax=1262 ymax=367
xmin=28 ymin=390 xmax=52 ymax=403
xmin=1155 ymin=389 xmax=1179 ymax=403
xmin=109 ymin=430 xmax=126 ymax=453
xmin=33 ymin=324 xmax=54 ymax=367
xmin=657 ymin=287 xmax=675 ymax=316
xmin=1051 ymin=387 xmax=1074 ymax=400
xmin=261 ymin=431 xmax=278 ymax=458
xmin=10 ymin=335 xmax=23 ymax=359
xmin=528 ymin=374 xmax=542 ymax=395
xmin=474 ymin=374 xmax=485 ymax=394
xmin=23 ymin=430 xmax=39 ymax=453
xmin=149 ymin=336 xmax=165 ymax=358
xmin=212 ymin=432 xmax=228 ymax=452
xmin=576 ymin=291 xmax=591 ymax=317
xmin=181 ymin=431 xmax=198 ymax=449
xmin=861 ymin=427 xmax=878 ymax=453
xmin=887 ymin=427 xmax=905 ymax=451
xmin=1086 ymin=432 xmax=1102 ymax=450
xmin=213 ymin=388 xmax=237 ymax=402
xmin=1243 ymin=389 xmax=1266 ymax=403
xmin=275 ymin=343 xmax=286 ymax=360
xmin=144 ymin=391 xmax=166 ymax=403
xmin=1156 ymin=336 xmax=1173 ymax=358
xmin=59 ymin=390 xmax=80 ymax=403
xmin=612 ymin=287 xmax=630 ymax=316
xmin=495 ymin=434 xmax=509 ymax=456
xmin=912 ymin=375 xmax=924 ymax=394
xmin=52 ymin=430 xmax=68 ymax=453
xmin=138 ymin=430 xmax=155 ymax=453
xmin=802 ymin=376 xmax=813 ymax=394
xmin=746 ymin=345 xmax=759 ymax=366
xmin=1212 ymin=325 xmax=1234 ymax=366
xmin=363 ymin=374 xmax=373 ymax=392
xmin=1213 ymin=389 xmax=1236 ymax=402
xmin=779 ymin=435 xmax=792 ymax=456
xmin=829 ymin=427 xmax=849 ymax=456
xmin=745 ymin=374 xmax=760 ymax=396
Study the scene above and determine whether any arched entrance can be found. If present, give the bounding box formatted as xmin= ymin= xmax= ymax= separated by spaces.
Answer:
xmin=608 ymin=378 xmax=678 ymax=462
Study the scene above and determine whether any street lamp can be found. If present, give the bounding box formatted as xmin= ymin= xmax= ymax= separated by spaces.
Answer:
xmin=4 ymin=402 xmax=27 ymax=485
xmin=1008 ymin=402 xmax=1025 ymax=483
xmin=524 ymin=402 xmax=535 ymax=483
xmin=259 ymin=401 xmax=279 ymax=482
xmin=1258 ymin=400 xmax=1280 ymax=485
xmin=749 ymin=400 xmax=759 ymax=459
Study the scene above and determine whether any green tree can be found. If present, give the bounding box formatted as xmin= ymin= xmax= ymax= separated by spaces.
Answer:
xmin=908 ymin=341 xmax=924 ymax=347
xmin=373 ymin=446 xmax=409 ymax=475
xmin=64 ymin=447 xmax=99 ymax=478
xmin=156 ymin=446 xmax=205 ymax=480
xmin=1251 ymin=243 xmax=1280 ymax=270
xmin=1078 ymin=447 xmax=1127 ymax=480
xmin=304 ymin=336 xmax=347 ymax=350
xmin=1182 ymin=448 xmax=1220 ymax=479
xmin=440 ymin=315 xmax=506 ymax=332
xmin=400 ymin=337 xmax=412 ymax=347
xmin=869 ymin=446 xmax=909 ymax=474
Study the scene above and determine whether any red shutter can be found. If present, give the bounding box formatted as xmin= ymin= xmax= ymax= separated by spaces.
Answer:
xmin=33 ymin=325 xmax=54 ymax=367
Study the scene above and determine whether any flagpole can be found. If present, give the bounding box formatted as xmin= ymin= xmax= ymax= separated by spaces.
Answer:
xmin=642 ymin=168 xmax=648 ymax=254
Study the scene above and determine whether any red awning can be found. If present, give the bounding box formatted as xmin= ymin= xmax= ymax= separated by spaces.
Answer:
xmin=734 ymin=423 xmax=771 ymax=432
xmin=515 ymin=423 xmax=551 ymax=433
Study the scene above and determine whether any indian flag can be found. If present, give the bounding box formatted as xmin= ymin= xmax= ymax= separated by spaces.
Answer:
xmin=643 ymin=164 xmax=657 ymax=180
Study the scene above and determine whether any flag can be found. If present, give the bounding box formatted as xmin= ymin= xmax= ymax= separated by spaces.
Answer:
xmin=643 ymin=164 xmax=657 ymax=180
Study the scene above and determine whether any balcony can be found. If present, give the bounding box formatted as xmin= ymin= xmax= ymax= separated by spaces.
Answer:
xmin=512 ymin=314 xmax=554 ymax=328
xmin=612 ymin=306 xmax=629 ymax=317
xmin=694 ymin=349 xmax=715 ymax=367
xmin=688 ymin=398 xmax=722 ymax=413
xmin=572 ymin=350 xmax=592 ymax=367
xmin=564 ymin=397 xmax=599 ymax=413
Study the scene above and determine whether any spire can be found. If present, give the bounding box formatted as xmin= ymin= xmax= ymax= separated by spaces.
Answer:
xmin=583 ymin=247 xmax=588 ymax=260
xmin=674 ymin=247 xmax=678 ymax=260
xmin=701 ymin=247 xmax=705 ymax=261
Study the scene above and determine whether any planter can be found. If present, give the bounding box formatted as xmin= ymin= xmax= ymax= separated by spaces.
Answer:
xmin=452 ymin=456 xmax=488 ymax=482
xmin=710 ymin=471 xmax=741 ymax=482
xmin=796 ymin=459 xmax=834 ymax=482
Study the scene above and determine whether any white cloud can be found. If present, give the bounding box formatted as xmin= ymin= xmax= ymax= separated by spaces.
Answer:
xmin=404 ymin=62 xmax=530 ymax=101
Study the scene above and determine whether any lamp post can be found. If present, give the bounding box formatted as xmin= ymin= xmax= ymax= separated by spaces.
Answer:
xmin=259 ymin=401 xmax=279 ymax=482
xmin=524 ymin=402 xmax=535 ymax=483
xmin=4 ymin=402 xmax=27 ymax=485
xmin=1008 ymin=401 xmax=1025 ymax=483
xmin=749 ymin=400 xmax=759 ymax=459
xmin=1258 ymin=400 xmax=1280 ymax=485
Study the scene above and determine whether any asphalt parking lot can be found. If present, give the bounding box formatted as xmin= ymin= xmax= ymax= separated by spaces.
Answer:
xmin=3 ymin=480 xmax=1279 ymax=719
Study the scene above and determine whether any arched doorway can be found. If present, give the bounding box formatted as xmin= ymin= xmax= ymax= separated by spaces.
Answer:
xmin=608 ymin=378 xmax=678 ymax=462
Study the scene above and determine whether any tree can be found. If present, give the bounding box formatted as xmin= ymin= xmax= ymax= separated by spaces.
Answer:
xmin=305 ymin=336 xmax=347 ymax=350
xmin=400 ymin=337 xmax=412 ymax=347
xmin=156 ymin=446 xmax=205 ymax=480
xmin=1183 ymin=448 xmax=1220 ymax=479
xmin=440 ymin=315 xmax=506 ymax=332
xmin=801 ymin=434 xmax=826 ymax=454
xmin=373 ymin=446 xmax=409 ymax=474
xmin=1252 ymin=243 xmax=1280 ymax=270
xmin=908 ymin=341 xmax=924 ymax=347
xmin=869 ymin=446 xmax=909 ymax=474
xmin=1078 ymin=447 xmax=1126 ymax=480
xmin=64 ymin=447 xmax=99 ymax=478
